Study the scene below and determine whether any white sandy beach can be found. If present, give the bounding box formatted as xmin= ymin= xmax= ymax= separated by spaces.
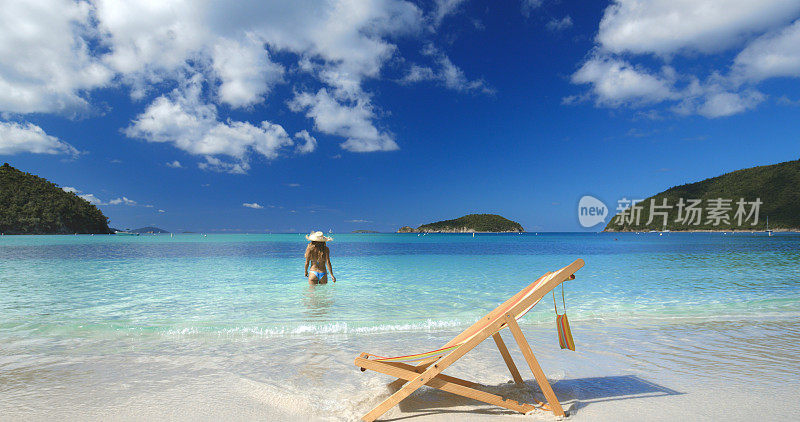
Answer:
xmin=4 ymin=318 xmax=799 ymax=421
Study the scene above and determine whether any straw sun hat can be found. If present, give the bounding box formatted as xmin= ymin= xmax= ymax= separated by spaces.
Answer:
xmin=305 ymin=231 xmax=333 ymax=242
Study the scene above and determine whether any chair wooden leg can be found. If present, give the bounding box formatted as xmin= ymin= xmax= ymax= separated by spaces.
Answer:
xmin=504 ymin=315 xmax=565 ymax=417
xmin=360 ymin=322 xmax=496 ymax=422
xmin=361 ymin=356 xmax=456 ymax=421
xmin=355 ymin=357 xmax=536 ymax=415
xmin=493 ymin=332 xmax=524 ymax=385
xmin=385 ymin=358 xmax=439 ymax=390
xmin=373 ymin=360 xmax=477 ymax=388
xmin=386 ymin=378 xmax=407 ymax=389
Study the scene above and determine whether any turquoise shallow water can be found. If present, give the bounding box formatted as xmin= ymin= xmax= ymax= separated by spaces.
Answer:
xmin=2 ymin=233 xmax=799 ymax=340
xmin=1 ymin=233 xmax=800 ymax=420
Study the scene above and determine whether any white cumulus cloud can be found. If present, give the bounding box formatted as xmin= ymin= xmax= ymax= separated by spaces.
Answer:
xmin=79 ymin=193 xmax=105 ymax=205
xmin=94 ymin=0 xmax=424 ymax=152
xmin=289 ymin=89 xmax=398 ymax=152
xmin=294 ymin=130 xmax=317 ymax=154
xmin=212 ymin=35 xmax=284 ymax=108
xmin=570 ymin=1 xmax=800 ymax=118
xmin=61 ymin=186 xmax=105 ymax=205
xmin=109 ymin=197 xmax=137 ymax=206
xmin=63 ymin=187 xmax=145 ymax=207
xmin=0 ymin=0 xmax=112 ymax=115
xmin=402 ymin=65 xmax=437 ymax=83
xmin=125 ymin=77 xmax=293 ymax=173
xmin=676 ymin=89 xmax=766 ymax=118
xmin=243 ymin=202 xmax=264 ymax=209
xmin=401 ymin=45 xmax=493 ymax=94
xmin=0 ymin=122 xmax=79 ymax=156
xmin=733 ymin=19 xmax=800 ymax=82
xmin=196 ymin=156 xmax=247 ymax=174
xmin=699 ymin=91 xmax=765 ymax=117
xmin=596 ymin=0 xmax=800 ymax=55
xmin=432 ymin=0 xmax=467 ymax=25
xmin=0 ymin=0 xmax=495 ymax=164
xmin=572 ymin=56 xmax=677 ymax=106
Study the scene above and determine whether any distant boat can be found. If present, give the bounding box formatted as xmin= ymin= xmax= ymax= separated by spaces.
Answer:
xmin=766 ymin=216 xmax=772 ymax=237
xmin=114 ymin=230 xmax=139 ymax=236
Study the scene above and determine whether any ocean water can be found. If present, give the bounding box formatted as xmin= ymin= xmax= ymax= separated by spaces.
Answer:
xmin=1 ymin=233 xmax=799 ymax=421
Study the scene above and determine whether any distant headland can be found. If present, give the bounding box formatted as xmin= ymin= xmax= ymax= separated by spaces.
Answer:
xmin=604 ymin=158 xmax=800 ymax=232
xmin=398 ymin=214 xmax=524 ymax=233
xmin=0 ymin=163 xmax=112 ymax=234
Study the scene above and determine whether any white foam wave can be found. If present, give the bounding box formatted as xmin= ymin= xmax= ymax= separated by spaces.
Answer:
xmin=159 ymin=318 xmax=467 ymax=338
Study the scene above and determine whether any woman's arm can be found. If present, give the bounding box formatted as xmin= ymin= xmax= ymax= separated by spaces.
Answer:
xmin=304 ymin=257 xmax=310 ymax=277
xmin=326 ymin=251 xmax=335 ymax=282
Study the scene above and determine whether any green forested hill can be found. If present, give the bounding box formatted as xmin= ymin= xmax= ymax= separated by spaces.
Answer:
xmin=403 ymin=214 xmax=524 ymax=232
xmin=605 ymin=159 xmax=800 ymax=231
xmin=0 ymin=163 xmax=111 ymax=234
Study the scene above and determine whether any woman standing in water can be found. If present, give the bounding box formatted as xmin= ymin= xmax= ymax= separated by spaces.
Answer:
xmin=304 ymin=231 xmax=336 ymax=285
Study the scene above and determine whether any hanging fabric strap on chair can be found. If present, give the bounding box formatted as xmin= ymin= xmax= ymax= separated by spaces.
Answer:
xmin=553 ymin=276 xmax=575 ymax=351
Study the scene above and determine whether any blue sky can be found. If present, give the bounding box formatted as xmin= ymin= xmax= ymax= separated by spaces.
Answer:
xmin=1 ymin=0 xmax=799 ymax=232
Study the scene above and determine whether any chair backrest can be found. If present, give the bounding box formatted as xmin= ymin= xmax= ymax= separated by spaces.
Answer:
xmin=441 ymin=259 xmax=584 ymax=349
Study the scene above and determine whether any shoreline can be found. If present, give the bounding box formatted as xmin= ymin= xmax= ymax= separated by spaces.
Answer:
xmin=2 ymin=230 xmax=799 ymax=236
xmin=356 ymin=231 xmax=525 ymax=234
xmin=603 ymin=228 xmax=799 ymax=233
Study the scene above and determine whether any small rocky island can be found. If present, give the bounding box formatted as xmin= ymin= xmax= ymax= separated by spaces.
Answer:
xmin=130 ymin=226 xmax=169 ymax=234
xmin=0 ymin=163 xmax=112 ymax=234
xmin=398 ymin=214 xmax=524 ymax=233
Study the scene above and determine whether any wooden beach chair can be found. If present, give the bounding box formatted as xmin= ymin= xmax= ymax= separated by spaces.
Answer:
xmin=354 ymin=258 xmax=584 ymax=421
